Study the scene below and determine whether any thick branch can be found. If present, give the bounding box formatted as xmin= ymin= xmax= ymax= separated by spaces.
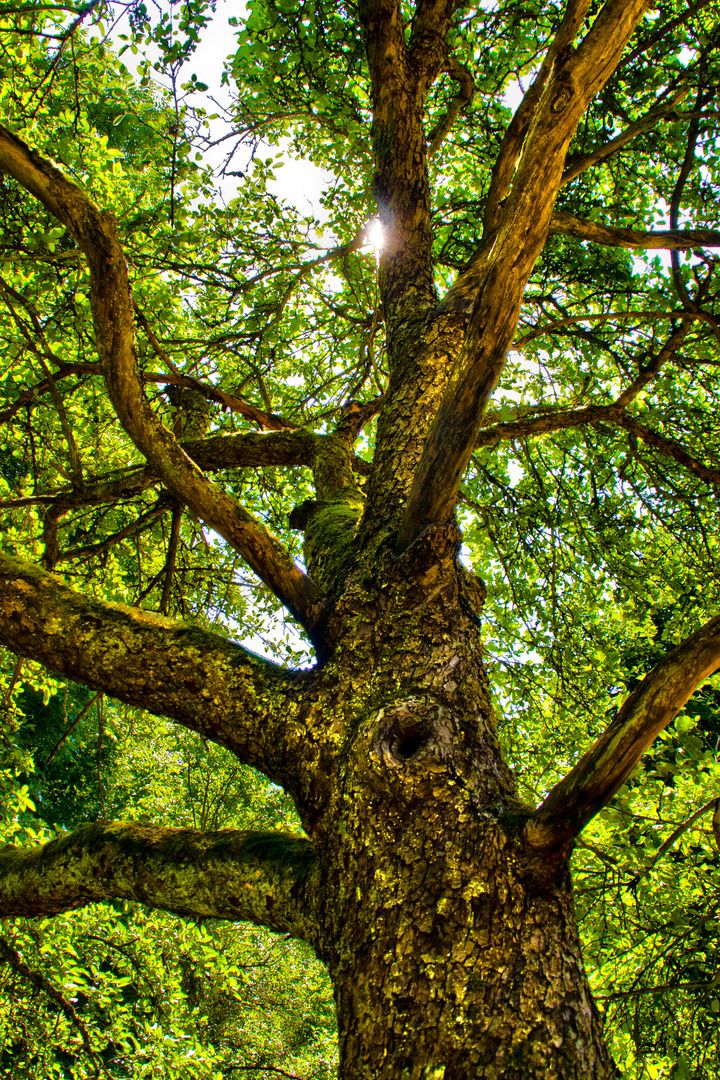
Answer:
xmin=0 ymin=125 xmax=323 ymax=639
xmin=0 ymin=823 xmax=322 ymax=949
xmin=361 ymin=0 xmax=437 ymax=315
xmin=0 ymin=552 xmax=305 ymax=781
xmin=550 ymin=211 xmax=720 ymax=250
xmin=483 ymin=0 xmax=594 ymax=232
xmin=397 ymin=0 xmax=652 ymax=550
xmin=525 ymin=614 xmax=720 ymax=853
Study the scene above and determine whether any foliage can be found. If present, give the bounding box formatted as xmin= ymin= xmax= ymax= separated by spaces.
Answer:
xmin=0 ymin=0 xmax=719 ymax=1076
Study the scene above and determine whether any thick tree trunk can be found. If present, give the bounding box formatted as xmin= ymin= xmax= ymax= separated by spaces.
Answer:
xmin=331 ymin=845 xmax=613 ymax=1080
xmin=295 ymin=524 xmax=617 ymax=1079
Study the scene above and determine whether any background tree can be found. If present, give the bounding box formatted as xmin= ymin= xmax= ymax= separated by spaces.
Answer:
xmin=1 ymin=0 xmax=720 ymax=1077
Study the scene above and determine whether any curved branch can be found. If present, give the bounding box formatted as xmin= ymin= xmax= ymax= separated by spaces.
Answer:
xmin=0 ymin=125 xmax=324 ymax=640
xmin=0 ymin=354 xmax=298 ymax=432
xmin=0 ymin=823 xmax=323 ymax=950
xmin=0 ymin=552 xmax=305 ymax=782
xmin=550 ymin=210 xmax=720 ymax=250
xmin=427 ymin=60 xmax=475 ymax=158
xmin=525 ymin=614 xmax=720 ymax=853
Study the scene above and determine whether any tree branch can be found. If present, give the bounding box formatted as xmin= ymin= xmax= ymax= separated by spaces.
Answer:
xmin=56 ymin=497 xmax=172 ymax=565
xmin=669 ymin=87 xmax=704 ymax=308
xmin=475 ymin=405 xmax=720 ymax=486
xmin=514 ymin=307 xmax=709 ymax=347
xmin=0 ymin=125 xmax=324 ymax=641
xmin=625 ymin=797 xmax=720 ymax=889
xmin=0 ymin=823 xmax=322 ymax=950
xmin=483 ymin=0 xmax=594 ymax=232
xmin=397 ymin=0 xmax=652 ymax=551
xmin=159 ymin=499 xmax=183 ymax=614
xmin=550 ymin=210 xmax=720 ymax=250
xmin=4 ymin=429 xmax=324 ymax=571
xmin=361 ymin=0 xmax=438 ymax=315
xmin=560 ymin=86 xmax=689 ymax=186
xmin=524 ymin=614 xmax=720 ymax=853
xmin=427 ymin=59 xmax=475 ymax=158
xmin=617 ymin=413 xmax=720 ymax=486
xmin=0 ymin=552 xmax=306 ymax=783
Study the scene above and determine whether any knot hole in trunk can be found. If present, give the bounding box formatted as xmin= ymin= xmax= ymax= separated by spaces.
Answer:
xmin=374 ymin=700 xmax=439 ymax=769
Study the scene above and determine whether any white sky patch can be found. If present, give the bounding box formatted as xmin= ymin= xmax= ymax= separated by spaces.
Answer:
xmin=502 ymin=79 xmax=525 ymax=113
xmin=506 ymin=460 xmax=524 ymax=487
xmin=266 ymin=149 xmax=331 ymax=221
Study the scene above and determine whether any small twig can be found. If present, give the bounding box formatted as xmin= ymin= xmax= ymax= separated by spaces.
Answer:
xmin=45 ymin=691 xmax=102 ymax=766
xmin=224 ymin=1066 xmax=309 ymax=1080
xmin=575 ymin=838 xmax=618 ymax=866
xmin=2 ymin=655 xmax=24 ymax=710
xmin=597 ymin=971 xmax=720 ymax=1001
xmin=0 ymin=935 xmax=106 ymax=1078
xmin=626 ymin=797 xmax=720 ymax=890
xmin=133 ymin=302 xmax=182 ymax=377
xmin=58 ymin=499 xmax=171 ymax=564
xmin=0 ymin=277 xmax=83 ymax=486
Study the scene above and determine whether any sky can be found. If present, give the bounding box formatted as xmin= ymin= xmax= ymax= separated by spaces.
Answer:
xmin=113 ymin=0 xmax=331 ymax=219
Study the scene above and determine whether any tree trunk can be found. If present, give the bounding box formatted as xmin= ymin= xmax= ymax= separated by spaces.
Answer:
xmin=297 ymin=524 xmax=617 ymax=1079
xmin=330 ymin=844 xmax=614 ymax=1080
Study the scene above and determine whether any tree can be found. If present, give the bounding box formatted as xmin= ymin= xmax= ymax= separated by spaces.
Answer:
xmin=1 ymin=0 xmax=720 ymax=1075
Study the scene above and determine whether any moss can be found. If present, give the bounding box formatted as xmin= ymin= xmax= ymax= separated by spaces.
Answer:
xmin=303 ymin=499 xmax=365 ymax=596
